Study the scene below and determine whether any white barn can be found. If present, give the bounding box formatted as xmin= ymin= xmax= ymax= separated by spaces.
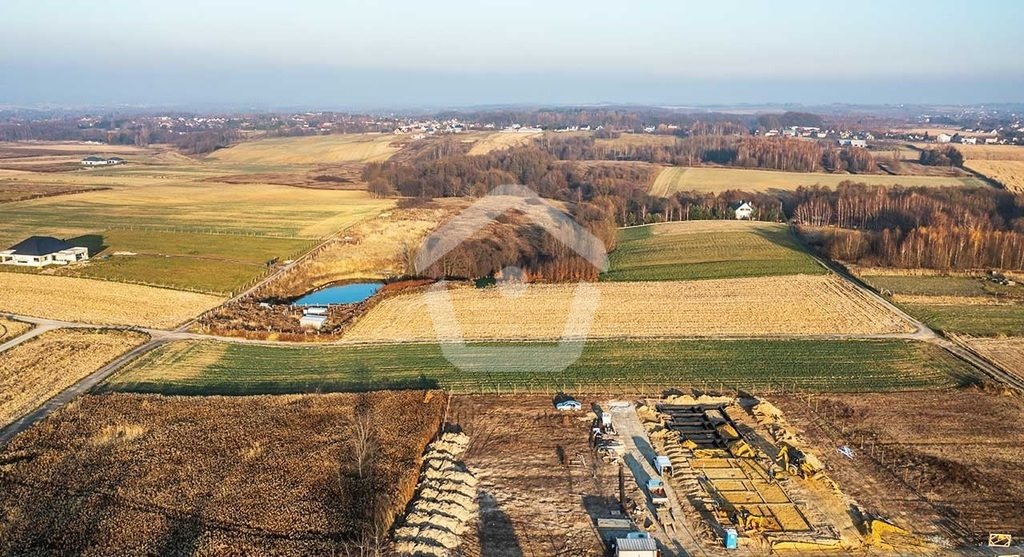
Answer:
xmin=0 ymin=236 xmax=89 ymax=267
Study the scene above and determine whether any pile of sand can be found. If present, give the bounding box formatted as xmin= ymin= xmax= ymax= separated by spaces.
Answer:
xmin=393 ymin=432 xmax=478 ymax=556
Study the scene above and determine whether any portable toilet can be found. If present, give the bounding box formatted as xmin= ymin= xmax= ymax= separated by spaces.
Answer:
xmin=724 ymin=528 xmax=738 ymax=549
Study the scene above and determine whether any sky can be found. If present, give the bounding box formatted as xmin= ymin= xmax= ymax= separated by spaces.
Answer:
xmin=2 ymin=0 xmax=1023 ymax=109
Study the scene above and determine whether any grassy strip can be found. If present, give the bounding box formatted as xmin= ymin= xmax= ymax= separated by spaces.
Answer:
xmin=104 ymin=338 xmax=977 ymax=395
xmin=902 ymin=303 xmax=1024 ymax=337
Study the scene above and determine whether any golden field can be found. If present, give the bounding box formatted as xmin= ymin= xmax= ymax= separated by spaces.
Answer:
xmin=952 ymin=143 xmax=1024 ymax=161
xmin=0 ymin=317 xmax=31 ymax=342
xmin=263 ymin=201 xmax=462 ymax=298
xmin=343 ymin=274 xmax=913 ymax=342
xmin=207 ymin=133 xmax=403 ymax=165
xmin=466 ymin=130 xmax=542 ymax=155
xmin=0 ymin=272 xmax=224 ymax=328
xmin=964 ymin=337 xmax=1024 ymax=381
xmin=649 ymin=166 xmax=981 ymax=195
xmin=0 ymin=329 xmax=147 ymax=425
xmin=0 ymin=391 xmax=444 ymax=555
xmin=964 ymin=160 xmax=1024 ymax=193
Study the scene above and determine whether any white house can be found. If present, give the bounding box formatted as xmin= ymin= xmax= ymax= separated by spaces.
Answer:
xmin=0 ymin=236 xmax=89 ymax=267
xmin=734 ymin=201 xmax=755 ymax=220
xmin=935 ymin=133 xmax=953 ymax=144
xmin=80 ymin=156 xmax=127 ymax=166
xmin=838 ymin=139 xmax=867 ymax=148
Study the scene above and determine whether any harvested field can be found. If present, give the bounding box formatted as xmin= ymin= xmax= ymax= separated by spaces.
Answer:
xmin=345 ymin=275 xmax=913 ymax=342
xmin=0 ymin=181 xmax=391 ymax=245
xmin=208 ymin=133 xmax=402 ymax=165
xmin=966 ymin=337 xmax=1024 ymax=382
xmin=774 ymin=389 xmax=1024 ymax=542
xmin=262 ymin=201 xmax=461 ymax=298
xmin=466 ymin=130 xmax=541 ymax=155
xmin=0 ymin=272 xmax=224 ymax=328
xmin=594 ymin=133 xmax=680 ymax=149
xmin=951 ymin=143 xmax=1024 ymax=161
xmin=446 ymin=395 xmax=622 ymax=556
xmin=649 ymin=166 xmax=984 ymax=196
xmin=0 ymin=329 xmax=147 ymax=425
xmin=0 ymin=317 xmax=30 ymax=343
xmin=104 ymin=338 xmax=971 ymax=395
xmin=0 ymin=391 xmax=444 ymax=555
xmin=0 ymin=181 xmax=105 ymax=203
xmin=964 ymin=159 xmax=1024 ymax=193
xmin=604 ymin=221 xmax=824 ymax=281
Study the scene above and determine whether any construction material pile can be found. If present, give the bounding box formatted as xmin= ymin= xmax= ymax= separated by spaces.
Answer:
xmin=393 ymin=431 xmax=479 ymax=556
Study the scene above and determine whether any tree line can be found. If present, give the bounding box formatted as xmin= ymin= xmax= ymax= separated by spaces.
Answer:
xmin=539 ymin=135 xmax=877 ymax=173
xmin=794 ymin=183 xmax=1024 ymax=271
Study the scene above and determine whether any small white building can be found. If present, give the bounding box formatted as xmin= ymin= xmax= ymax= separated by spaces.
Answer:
xmin=935 ymin=133 xmax=953 ymax=144
xmin=733 ymin=201 xmax=755 ymax=220
xmin=838 ymin=139 xmax=867 ymax=148
xmin=299 ymin=314 xmax=328 ymax=329
xmin=615 ymin=532 xmax=658 ymax=557
xmin=0 ymin=236 xmax=89 ymax=267
xmin=80 ymin=156 xmax=127 ymax=166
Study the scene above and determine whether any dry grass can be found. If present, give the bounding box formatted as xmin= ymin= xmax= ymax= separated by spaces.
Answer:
xmin=0 ymin=272 xmax=224 ymax=328
xmin=466 ymin=130 xmax=541 ymax=155
xmin=594 ymin=133 xmax=680 ymax=149
xmin=964 ymin=160 xmax=1024 ymax=193
xmin=952 ymin=144 xmax=1024 ymax=161
xmin=263 ymin=201 xmax=463 ymax=298
xmin=964 ymin=337 xmax=1024 ymax=381
xmin=344 ymin=274 xmax=912 ymax=342
xmin=0 ymin=317 xmax=31 ymax=343
xmin=0 ymin=391 xmax=444 ymax=555
xmin=649 ymin=166 xmax=981 ymax=196
xmin=0 ymin=328 xmax=147 ymax=425
xmin=208 ymin=133 xmax=402 ymax=165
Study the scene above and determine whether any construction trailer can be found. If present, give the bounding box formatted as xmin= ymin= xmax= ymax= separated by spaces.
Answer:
xmin=655 ymin=455 xmax=673 ymax=477
xmin=614 ymin=532 xmax=659 ymax=557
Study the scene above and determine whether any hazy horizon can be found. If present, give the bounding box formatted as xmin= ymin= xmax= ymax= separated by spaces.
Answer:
xmin=3 ymin=0 xmax=1023 ymax=109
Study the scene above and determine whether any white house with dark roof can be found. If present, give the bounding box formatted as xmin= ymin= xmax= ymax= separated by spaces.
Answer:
xmin=733 ymin=201 xmax=755 ymax=220
xmin=80 ymin=156 xmax=126 ymax=166
xmin=0 ymin=236 xmax=89 ymax=267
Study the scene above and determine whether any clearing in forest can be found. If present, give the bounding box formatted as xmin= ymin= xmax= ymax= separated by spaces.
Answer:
xmin=650 ymin=166 xmax=984 ymax=196
xmin=603 ymin=221 xmax=824 ymax=281
xmin=207 ymin=133 xmax=402 ymax=165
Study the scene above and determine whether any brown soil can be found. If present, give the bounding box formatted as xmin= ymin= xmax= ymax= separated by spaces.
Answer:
xmin=448 ymin=395 xmax=625 ymax=557
xmin=772 ymin=388 xmax=1024 ymax=544
xmin=0 ymin=391 xmax=444 ymax=556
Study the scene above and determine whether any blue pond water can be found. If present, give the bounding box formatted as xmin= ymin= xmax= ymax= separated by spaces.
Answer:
xmin=293 ymin=282 xmax=383 ymax=306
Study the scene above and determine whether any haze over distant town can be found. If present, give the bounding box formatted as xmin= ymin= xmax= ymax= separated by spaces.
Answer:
xmin=2 ymin=0 xmax=1023 ymax=108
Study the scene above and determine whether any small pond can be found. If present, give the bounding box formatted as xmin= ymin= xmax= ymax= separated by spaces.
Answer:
xmin=292 ymin=282 xmax=383 ymax=306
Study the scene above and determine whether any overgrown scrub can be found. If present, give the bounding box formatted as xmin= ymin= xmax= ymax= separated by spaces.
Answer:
xmin=0 ymin=391 xmax=444 ymax=555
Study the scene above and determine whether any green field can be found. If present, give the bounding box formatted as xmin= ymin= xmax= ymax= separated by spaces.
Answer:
xmin=55 ymin=230 xmax=313 ymax=294
xmin=862 ymin=274 xmax=1024 ymax=300
xmin=650 ymin=166 xmax=986 ymax=196
xmin=103 ymin=338 xmax=976 ymax=395
xmin=902 ymin=304 xmax=1024 ymax=337
xmin=603 ymin=221 xmax=825 ymax=281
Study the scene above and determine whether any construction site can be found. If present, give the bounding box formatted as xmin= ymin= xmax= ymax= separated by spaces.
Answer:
xmin=429 ymin=392 xmax=1022 ymax=557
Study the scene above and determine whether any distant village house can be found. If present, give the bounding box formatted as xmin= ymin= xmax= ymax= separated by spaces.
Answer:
xmin=733 ymin=201 xmax=755 ymax=220
xmin=837 ymin=139 xmax=867 ymax=148
xmin=0 ymin=236 xmax=89 ymax=267
xmin=80 ymin=156 xmax=126 ymax=166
